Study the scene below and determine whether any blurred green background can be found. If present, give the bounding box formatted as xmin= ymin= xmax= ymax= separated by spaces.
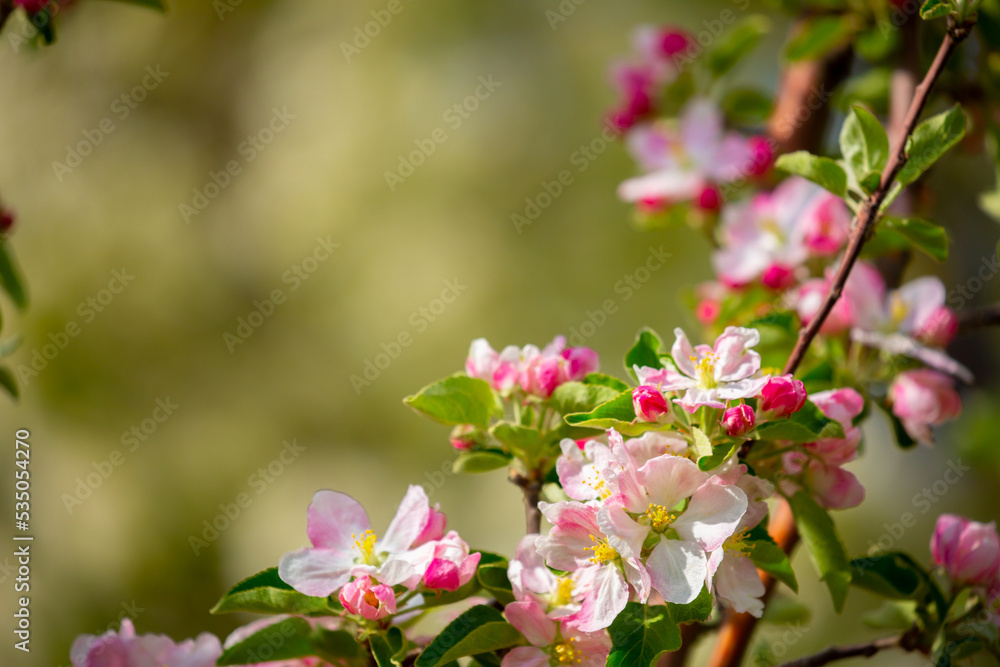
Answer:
xmin=0 ymin=0 xmax=998 ymax=665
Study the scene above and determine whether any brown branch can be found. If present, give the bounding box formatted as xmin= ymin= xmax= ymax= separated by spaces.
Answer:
xmin=776 ymin=636 xmax=900 ymax=667
xmin=959 ymin=303 xmax=1000 ymax=333
xmin=509 ymin=469 xmax=542 ymax=534
xmin=782 ymin=20 xmax=972 ymax=377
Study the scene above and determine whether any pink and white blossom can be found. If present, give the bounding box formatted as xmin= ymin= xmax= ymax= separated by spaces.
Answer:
xmin=721 ymin=403 xmax=755 ymax=436
xmin=889 ymin=369 xmax=962 ymax=446
xmin=932 ymin=515 xmax=1000 ymax=587
xmin=71 ymin=619 xmax=221 ymax=667
xmin=635 ymin=327 xmax=769 ymax=412
xmin=339 ymin=574 xmax=397 ymax=620
xmin=758 ymin=375 xmax=807 ymax=420
xmin=633 ymin=384 xmax=671 ymax=422
xmin=421 ymin=530 xmax=482 ymax=592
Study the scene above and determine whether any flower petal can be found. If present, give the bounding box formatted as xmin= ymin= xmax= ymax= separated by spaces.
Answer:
xmin=380 ymin=485 xmax=432 ymax=554
xmin=673 ymin=484 xmax=748 ymax=552
xmin=306 ymin=490 xmax=371 ymax=550
xmin=278 ymin=546 xmax=355 ymax=597
xmin=646 ymin=538 xmax=707 ymax=604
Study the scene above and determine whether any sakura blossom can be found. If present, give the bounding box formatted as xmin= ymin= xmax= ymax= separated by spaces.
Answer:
xmin=889 ymin=369 xmax=962 ymax=445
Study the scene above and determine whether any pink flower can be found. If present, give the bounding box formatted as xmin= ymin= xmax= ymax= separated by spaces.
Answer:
xmin=617 ymin=99 xmax=764 ymax=207
xmin=713 ymin=178 xmax=848 ymax=286
xmin=278 ymin=485 xmax=439 ymax=596
xmin=339 ymin=574 xmax=397 ymax=620
xmin=466 ymin=338 xmax=520 ymax=393
xmin=70 ymin=619 xmax=221 ymax=667
xmin=721 ymin=404 xmax=755 ymax=436
xmin=636 ymin=327 xmax=768 ymax=412
xmin=889 ymin=369 xmax=961 ymax=446
xmin=914 ymin=306 xmax=958 ymax=348
xmin=501 ymin=601 xmax=610 ymax=667
xmin=931 ymin=515 xmax=1000 ymax=587
xmin=556 ymin=438 xmax=616 ymax=502
xmin=632 ymin=385 xmax=670 ymax=422
xmin=421 ymin=531 xmax=481 ymax=591
xmin=758 ymin=376 xmax=807 ymax=419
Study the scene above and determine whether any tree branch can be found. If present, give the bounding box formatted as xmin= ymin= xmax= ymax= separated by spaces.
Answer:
xmin=959 ymin=303 xmax=1000 ymax=333
xmin=777 ymin=628 xmax=921 ymax=667
xmin=509 ymin=469 xmax=542 ymax=534
xmin=782 ymin=20 xmax=972 ymax=377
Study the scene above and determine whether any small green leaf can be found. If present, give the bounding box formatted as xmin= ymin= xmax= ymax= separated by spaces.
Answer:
xmin=881 ymin=216 xmax=949 ymax=262
xmin=211 ymin=567 xmax=335 ymax=616
xmin=697 ymin=439 xmax=742 ymax=472
xmin=837 ymin=68 xmax=891 ymax=114
xmin=897 ymin=105 xmax=967 ymax=186
xmin=584 ymin=372 xmax=630 ymax=392
xmin=920 ymin=0 xmax=953 ymax=19
xmin=850 ymin=552 xmax=927 ymax=599
xmin=625 ymin=327 xmax=665 ymax=376
xmin=311 ymin=627 xmax=368 ymax=664
xmin=706 ymin=16 xmax=770 ymax=77
xmin=453 ymin=450 xmax=511 ymax=474
xmin=721 ymin=88 xmax=774 ymax=125
xmin=477 ymin=556 xmax=515 ymax=605
xmin=489 ymin=422 xmax=543 ymax=459
xmin=841 ymin=106 xmax=890 ymax=180
xmin=0 ymin=366 xmax=18 ymax=399
xmin=0 ymin=241 xmax=28 ymax=310
xmin=785 ymin=15 xmax=855 ymax=62
xmin=862 ymin=600 xmax=919 ymax=630
xmin=564 ymin=390 xmax=662 ymax=436
xmin=789 ymin=491 xmax=852 ymax=613
xmin=104 ymin=0 xmax=168 ymax=10
xmin=548 ymin=381 xmax=623 ymax=416
xmin=606 ymin=602 xmax=681 ymax=667
xmin=217 ymin=618 xmax=331 ymax=666
xmin=415 ymin=605 xmax=524 ymax=667
xmin=0 ymin=335 xmax=21 ymax=358
xmin=774 ymin=152 xmax=847 ymax=197
xmin=404 ymin=376 xmax=502 ymax=429
xmin=747 ymin=529 xmax=799 ymax=593
xmin=371 ymin=627 xmax=408 ymax=667
xmin=752 ymin=401 xmax=844 ymax=443
xmin=667 ymin=586 xmax=713 ymax=624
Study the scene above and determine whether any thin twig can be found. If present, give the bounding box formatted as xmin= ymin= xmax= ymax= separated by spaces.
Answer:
xmin=959 ymin=303 xmax=1000 ymax=333
xmin=776 ymin=634 xmax=904 ymax=667
xmin=782 ymin=20 xmax=972 ymax=377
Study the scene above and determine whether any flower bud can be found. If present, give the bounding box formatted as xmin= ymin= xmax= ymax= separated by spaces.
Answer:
xmin=761 ymin=263 xmax=796 ymax=291
xmin=914 ymin=306 xmax=959 ymax=348
xmin=931 ymin=514 xmax=1000 ymax=586
xmin=632 ymin=385 xmax=669 ymax=422
xmin=657 ymin=29 xmax=691 ymax=56
xmin=746 ymin=136 xmax=774 ymax=176
xmin=889 ymin=369 xmax=961 ymax=446
xmin=721 ymin=404 xmax=755 ymax=436
xmin=339 ymin=575 xmax=396 ymax=620
xmin=759 ymin=375 xmax=807 ymax=418
xmin=421 ymin=531 xmax=481 ymax=592
xmin=696 ymin=185 xmax=721 ymax=212
xmin=448 ymin=424 xmax=477 ymax=450
xmin=0 ymin=209 xmax=13 ymax=234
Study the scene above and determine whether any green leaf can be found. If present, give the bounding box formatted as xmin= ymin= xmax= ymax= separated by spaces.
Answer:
xmin=477 ymin=557 xmax=515 ymax=605
xmin=104 ymin=0 xmax=167 ymax=10
xmin=785 ymin=15 xmax=855 ymax=62
xmin=840 ymin=106 xmax=890 ymax=182
xmin=862 ymin=600 xmax=919 ymax=630
xmin=789 ymin=491 xmax=852 ymax=613
xmin=211 ymin=567 xmax=335 ymax=616
xmin=854 ymin=25 xmax=901 ymax=63
xmin=897 ymin=105 xmax=967 ymax=186
xmin=721 ymin=88 xmax=774 ymax=125
xmin=606 ymin=602 xmax=681 ymax=667
xmin=414 ymin=605 xmax=524 ymax=667
xmin=404 ymin=376 xmax=502 ymax=429
xmin=774 ymin=152 xmax=847 ymax=197
xmin=881 ymin=216 xmax=949 ymax=262
xmin=217 ymin=618 xmax=352 ymax=666
xmin=667 ymin=586 xmax=713 ymax=624
xmin=311 ymin=628 xmax=368 ymax=664
xmin=0 ymin=241 xmax=27 ymax=310
xmin=837 ymin=68 xmax=891 ymax=114
xmin=452 ymin=450 xmax=511 ymax=474
xmin=850 ymin=552 xmax=927 ymax=599
xmin=752 ymin=401 xmax=844 ymax=443
xmin=584 ymin=372 xmax=630 ymax=392
xmin=920 ymin=0 xmax=953 ymax=19
xmin=625 ymin=327 xmax=665 ymax=376
xmin=762 ymin=594 xmax=811 ymax=624
xmin=0 ymin=335 xmax=21 ymax=358
xmin=697 ymin=438 xmax=741 ymax=472
xmin=564 ymin=390 xmax=661 ymax=436
xmin=0 ymin=366 xmax=18 ymax=399
xmin=489 ymin=422 xmax=543 ymax=459
xmin=371 ymin=627 xmax=408 ymax=667
xmin=706 ymin=16 xmax=770 ymax=77
xmin=548 ymin=381 xmax=623 ymax=416
xmin=747 ymin=531 xmax=799 ymax=593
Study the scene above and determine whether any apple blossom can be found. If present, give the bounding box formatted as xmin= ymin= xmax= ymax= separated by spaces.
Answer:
xmin=932 ymin=515 xmax=1000 ymax=587
xmin=632 ymin=384 xmax=670 ymax=422
xmin=721 ymin=403 xmax=755 ymax=436
xmin=70 ymin=619 xmax=221 ymax=667
xmin=421 ymin=530 xmax=481 ymax=591
xmin=339 ymin=574 xmax=397 ymax=620
xmin=635 ymin=327 xmax=769 ymax=412
xmin=758 ymin=375 xmax=807 ymax=419
xmin=889 ymin=369 xmax=962 ymax=446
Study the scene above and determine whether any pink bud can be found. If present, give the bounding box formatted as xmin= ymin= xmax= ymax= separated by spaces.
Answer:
xmin=746 ymin=136 xmax=774 ymax=176
xmin=0 ymin=209 xmax=13 ymax=233
xmin=915 ymin=306 xmax=959 ymax=348
xmin=421 ymin=531 xmax=481 ymax=592
xmin=658 ymin=29 xmax=691 ymax=56
xmin=339 ymin=575 xmax=396 ymax=620
xmin=561 ymin=346 xmax=600 ymax=382
xmin=696 ymin=185 xmax=721 ymax=212
xmin=637 ymin=196 xmax=668 ymax=215
xmin=449 ymin=424 xmax=477 ymax=450
xmin=931 ymin=515 xmax=1000 ymax=586
xmin=889 ymin=369 xmax=961 ymax=446
xmin=759 ymin=375 xmax=807 ymax=419
xmin=633 ymin=385 xmax=669 ymax=422
xmin=695 ymin=299 xmax=721 ymax=326
xmin=761 ymin=263 xmax=796 ymax=291
xmin=721 ymin=404 xmax=755 ymax=436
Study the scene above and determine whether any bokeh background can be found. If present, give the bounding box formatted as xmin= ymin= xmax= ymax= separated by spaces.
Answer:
xmin=0 ymin=0 xmax=998 ymax=665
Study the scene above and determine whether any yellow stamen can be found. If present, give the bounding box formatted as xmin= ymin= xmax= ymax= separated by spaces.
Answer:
xmin=551 ymin=577 xmax=575 ymax=606
xmin=352 ymin=530 xmax=378 ymax=565
xmin=583 ymin=472 xmax=612 ymax=500
xmin=890 ymin=293 xmax=909 ymax=326
xmin=553 ymin=638 xmax=583 ymax=664
xmin=692 ymin=352 xmax=718 ymax=389
xmin=587 ymin=535 xmax=617 ymax=565
xmin=723 ymin=528 xmax=751 ymax=558
xmin=760 ymin=217 xmax=784 ymax=242
xmin=645 ymin=504 xmax=677 ymax=532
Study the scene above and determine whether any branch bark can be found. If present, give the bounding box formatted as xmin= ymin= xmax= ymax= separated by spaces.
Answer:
xmin=776 ymin=634 xmax=903 ymax=667
xmin=509 ymin=469 xmax=542 ymax=534
xmin=959 ymin=303 xmax=1000 ymax=333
